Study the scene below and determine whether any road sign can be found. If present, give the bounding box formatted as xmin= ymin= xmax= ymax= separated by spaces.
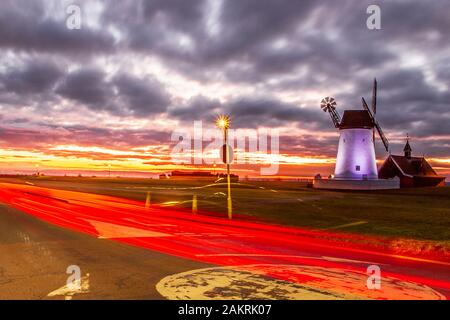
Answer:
xmin=220 ymin=144 xmax=233 ymax=164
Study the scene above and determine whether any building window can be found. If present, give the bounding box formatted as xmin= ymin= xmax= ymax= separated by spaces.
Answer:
xmin=356 ymin=165 xmax=360 ymax=171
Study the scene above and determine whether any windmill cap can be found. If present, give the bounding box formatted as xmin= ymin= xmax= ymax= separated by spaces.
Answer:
xmin=339 ymin=110 xmax=374 ymax=129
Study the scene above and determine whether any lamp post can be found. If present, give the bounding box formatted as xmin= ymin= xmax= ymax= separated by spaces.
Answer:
xmin=108 ymin=163 xmax=111 ymax=178
xmin=216 ymin=115 xmax=233 ymax=219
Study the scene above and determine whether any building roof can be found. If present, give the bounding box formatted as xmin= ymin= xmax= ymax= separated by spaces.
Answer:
xmin=339 ymin=110 xmax=374 ymax=129
xmin=389 ymin=155 xmax=440 ymax=177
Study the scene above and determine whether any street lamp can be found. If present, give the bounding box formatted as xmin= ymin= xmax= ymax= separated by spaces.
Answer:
xmin=215 ymin=115 xmax=230 ymax=130
xmin=216 ymin=115 xmax=233 ymax=219
xmin=108 ymin=163 xmax=112 ymax=178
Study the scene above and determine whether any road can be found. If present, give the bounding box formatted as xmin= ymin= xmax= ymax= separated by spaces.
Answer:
xmin=0 ymin=182 xmax=449 ymax=299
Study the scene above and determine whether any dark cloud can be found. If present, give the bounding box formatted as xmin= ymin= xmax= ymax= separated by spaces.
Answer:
xmin=201 ymin=0 xmax=316 ymax=64
xmin=224 ymin=97 xmax=327 ymax=129
xmin=123 ymin=0 xmax=399 ymax=84
xmin=367 ymin=69 xmax=450 ymax=138
xmin=124 ymin=0 xmax=206 ymax=56
xmin=0 ymin=1 xmax=115 ymax=54
xmin=113 ymin=73 xmax=171 ymax=116
xmin=142 ymin=0 xmax=205 ymax=32
xmin=56 ymin=68 xmax=112 ymax=107
xmin=0 ymin=59 xmax=62 ymax=94
xmin=168 ymin=95 xmax=221 ymax=121
xmin=0 ymin=58 xmax=172 ymax=117
xmin=0 ymin=125 xmax=171 ymax=151
xmin=379 ymin=0 xmax=450 ymax=47
xmin=56 ymin=68 xmax=171 ymax=116
xmin=125 ymin=0 xmax=319 ymax=75
xmin=169 ymin=94 xmax=329 ymax=129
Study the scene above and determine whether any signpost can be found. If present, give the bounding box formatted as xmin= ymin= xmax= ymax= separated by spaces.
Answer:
xmin=216 ymin=115 xmax=233 ymax=219
xmin=220 ymin=144 xmax=233 ymax=164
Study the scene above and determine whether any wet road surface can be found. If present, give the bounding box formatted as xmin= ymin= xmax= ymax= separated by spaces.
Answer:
xmin=0 ymin=182 xmax=449 ymax=299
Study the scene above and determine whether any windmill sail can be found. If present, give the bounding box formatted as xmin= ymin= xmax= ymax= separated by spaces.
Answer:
xmin=362 ymin=97 xmax=389 ymax=152
xmin=320 ymin=97 xmax=341 ymax=128
xmin=371 ymin=78 xmax=377 ymax=146
xmin=371 ymin=78 xmax=377 ymax=115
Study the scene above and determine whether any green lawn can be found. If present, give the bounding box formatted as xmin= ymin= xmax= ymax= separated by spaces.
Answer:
xmin=1 ymin=176 xmax=449 ymax=246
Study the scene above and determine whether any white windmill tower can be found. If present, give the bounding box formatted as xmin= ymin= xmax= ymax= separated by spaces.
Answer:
xmin=315 ymin=79 xmax=399 ymax=190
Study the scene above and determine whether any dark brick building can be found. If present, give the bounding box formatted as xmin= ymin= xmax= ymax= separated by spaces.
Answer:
xmin=378 ymin=140 xmax=445 ymax=188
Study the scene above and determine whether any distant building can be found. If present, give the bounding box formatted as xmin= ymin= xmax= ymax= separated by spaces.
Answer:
xmin=159 ymin=171 xmax=239 ymax=182
xmin=378 ymin=139 xmax=445 ymax=188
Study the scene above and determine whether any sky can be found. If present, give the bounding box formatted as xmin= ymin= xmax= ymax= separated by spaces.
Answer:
xmin=0 ymin=0 xmax=449 ymax=178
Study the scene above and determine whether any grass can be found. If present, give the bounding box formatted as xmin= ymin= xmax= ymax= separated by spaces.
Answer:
xmin=1 ymin=176 xmax=449 ymax=246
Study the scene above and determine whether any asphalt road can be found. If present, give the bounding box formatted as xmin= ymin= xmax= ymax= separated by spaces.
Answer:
xmin=0 ymin=202 xmax=208 ymax=299
xmin=0 ymin=182 xmax=449 ymax=300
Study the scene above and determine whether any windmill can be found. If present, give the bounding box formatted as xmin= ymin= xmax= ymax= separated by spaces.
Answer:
xmin=319 ymin=79 xmax=390 ymax=181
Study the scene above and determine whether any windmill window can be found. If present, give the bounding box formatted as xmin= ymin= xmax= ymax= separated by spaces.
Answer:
xmin=355 ymin=165 xmax=361 ymax=171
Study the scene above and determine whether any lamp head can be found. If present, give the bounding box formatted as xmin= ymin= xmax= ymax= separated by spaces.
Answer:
xmin=216 ymin=115 xmax=230 ymax=129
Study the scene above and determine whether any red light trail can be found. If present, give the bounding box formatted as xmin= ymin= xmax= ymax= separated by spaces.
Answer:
xmin=0 ymin=182 xmax=448 ymax=299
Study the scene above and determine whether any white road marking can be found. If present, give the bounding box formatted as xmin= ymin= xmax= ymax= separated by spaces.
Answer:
xmin=326 ymin=221 xmax=368 ymax=230
xmin=86 ymin=219 xmax=172 ymax=239
xmin=48 ymin=274 xmax=90 ymax=300
xmin=156 ymin=264 xmax=445 ymax=300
